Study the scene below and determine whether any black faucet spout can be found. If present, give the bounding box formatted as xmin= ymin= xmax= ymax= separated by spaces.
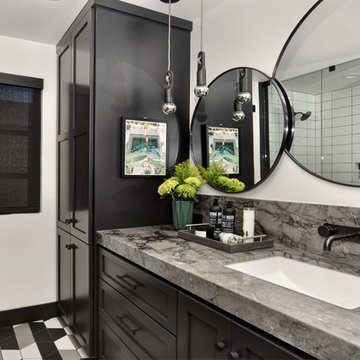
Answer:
xmin=323 ymin=232 xmax=360 ymax=251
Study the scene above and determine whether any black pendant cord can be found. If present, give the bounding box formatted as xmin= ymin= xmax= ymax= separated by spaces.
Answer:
xmin=162 ymin=0 xmax=176 ymax=115
xmin=194 ymin=0 xmax=209 ymax=98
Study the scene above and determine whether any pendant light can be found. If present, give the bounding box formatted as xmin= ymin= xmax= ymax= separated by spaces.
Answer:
xmin=232 ymin=68 xmax=251 ymax=122
xmin=194 ymin=0 xmax=209 ymax=98
xmin=162 ymin=0 xmax=177 ymax=115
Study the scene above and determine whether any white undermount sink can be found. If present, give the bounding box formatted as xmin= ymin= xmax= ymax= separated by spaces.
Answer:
xmin=226 ymin=256 xmax=360 ymax=310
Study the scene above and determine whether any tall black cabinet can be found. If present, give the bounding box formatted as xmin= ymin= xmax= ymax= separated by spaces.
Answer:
xmin=56 ymin=1 xmax=192 ymax=356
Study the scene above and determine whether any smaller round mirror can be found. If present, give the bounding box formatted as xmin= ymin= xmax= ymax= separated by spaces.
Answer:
xmin=191 ymin=67 xmax=290 ymax=193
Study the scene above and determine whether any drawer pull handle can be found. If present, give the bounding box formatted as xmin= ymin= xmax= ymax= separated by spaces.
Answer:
xmin=65 ymin=244 xmax=76 ymax=250
xmin=116 ymin=315 xmax=141 ymax=336
xmin=215 ymin=341 xmax=226 ymax=351
xmin=116 ymin=274 xmax=143 ymax=290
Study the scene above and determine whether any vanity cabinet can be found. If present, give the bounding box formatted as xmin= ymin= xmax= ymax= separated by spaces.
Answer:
xmin=178 ymin=292 xmax=311 ymax=360
xmin=177 ymin=292 xmax=231 ymax=359
xmin=98 ymin=248 xmax=177 ymax=359
xmin=98 ymin=247 xmax=313 ymax=360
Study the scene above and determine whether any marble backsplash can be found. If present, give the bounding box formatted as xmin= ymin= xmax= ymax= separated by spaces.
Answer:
xmin=194 ymin=195 xmax=360 ymax=257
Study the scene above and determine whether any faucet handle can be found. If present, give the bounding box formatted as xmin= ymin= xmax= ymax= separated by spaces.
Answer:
xmin=318 ymin=223 xmax=338 ymax=237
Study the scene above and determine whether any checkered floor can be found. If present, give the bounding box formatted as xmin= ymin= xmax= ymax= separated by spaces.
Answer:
xmin=0 ymin=317 xmax=88 ymax=360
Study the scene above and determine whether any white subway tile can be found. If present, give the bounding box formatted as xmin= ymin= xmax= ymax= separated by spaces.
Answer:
xmin=323 ymin=92 xmax=332 ymax=101
xmin=333 ymin=154 xmax=352 ymax=163
xmin=333 ymin=97 xmax=351 ymax=109
xmin=353 ymin=104 xmax=360 ymax=115
xmin=322 ymin=145 xmax=332 ymax=155
xmin=323 ymin=110 xmax=332 ymax=119
xmin=332 ymin=117 xmax=351 ymax=127
xmin=333 ymin=88 xmax=352 ymax=100
xmin=353 ymin=114 xmax=360 ymax=124
xmin=332 ymin=144 xmax=351 ymax=154
xmin=332 ymin=172 xmax=353 ymax=182
xmin=353 ymin=124 xmax=360 ymax=134
xmin=333 ymin=107 xmax=351 ymax=117
xmin=332 ymin=126 xmax=351 ymax=136
xmin=323 ymin=128 xmax=332 ymax=137
xmin=332 ymin=163 xmax=353 ymax=172
xmin=352 ymin=95 xmax=360 ymax=105
xmin=332 ymin=134 xmax=351 ymax=145
xmin=322 ymin=101 xmax=332 ymax=111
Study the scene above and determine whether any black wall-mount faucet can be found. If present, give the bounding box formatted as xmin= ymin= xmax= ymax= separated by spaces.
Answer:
xmin=318 ymin=223 xmax=360 ymax=251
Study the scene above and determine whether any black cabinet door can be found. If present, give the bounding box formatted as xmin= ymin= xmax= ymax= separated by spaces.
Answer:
xmin=231 ymin=322 xmax=311 ymax=360
xmin=178 ymin=292 xmax=231 ymax=360
xmin=57 ymin=39 xmax=72 ymax=233
xmin=58 ymin=228 xmax=72 ymax=325
xmin=71 ymin=18 xmax=90 ymax=243
xmin=72 ymin=236 xmax=90 ymax=349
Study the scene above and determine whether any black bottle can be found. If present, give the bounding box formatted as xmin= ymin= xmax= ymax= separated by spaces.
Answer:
xmin=209 ymin=199 xmax=222 ymax=240
xmin=222 ymin=201 xmax=236 ymax=234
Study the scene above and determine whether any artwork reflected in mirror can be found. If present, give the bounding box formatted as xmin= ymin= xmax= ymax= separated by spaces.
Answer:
xmin=274 ymin=0 xmax=360 ymax=186
xmin=208 ymin=126 xmax=239 ymax=174
xmin=121 ymin=118 xmax=167 ymax=176
xmin=191 ymin=67 xmax=289 ymax=193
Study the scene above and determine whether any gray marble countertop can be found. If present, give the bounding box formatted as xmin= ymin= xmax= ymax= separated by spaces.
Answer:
xmin=97 ymin=225 xmax=360 ymax=360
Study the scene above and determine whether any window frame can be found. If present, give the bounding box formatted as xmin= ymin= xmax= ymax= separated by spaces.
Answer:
xmin=0 ymin=72 xmax=43 ymax=215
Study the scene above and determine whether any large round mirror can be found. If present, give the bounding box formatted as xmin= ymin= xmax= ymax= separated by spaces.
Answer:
xmin=191 ymin=67 xmax=290 ymax=192
xmin=274 ymin=0 xmax=360 ymax=186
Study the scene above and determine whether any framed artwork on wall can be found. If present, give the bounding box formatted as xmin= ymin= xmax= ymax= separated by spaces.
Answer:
xmin=121 ymin=117 xmax=168 ymax=177
xmin=207 ymin=126 xmax=240 ymax=174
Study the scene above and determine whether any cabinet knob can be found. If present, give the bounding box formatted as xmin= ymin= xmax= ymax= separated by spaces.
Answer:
xmin=229 ymin=351 xmax=240 ymax=359
xmin=215 ymin=341 xmax=226 ymax=351
xmin=64 ymin=218 xmax=73 ymax=225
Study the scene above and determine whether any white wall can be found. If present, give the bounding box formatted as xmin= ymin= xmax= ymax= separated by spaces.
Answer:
xmin=191 ymin=0 xmax=360 ymax=207
xmin=0 ymin=35 xmax=57 ymax=311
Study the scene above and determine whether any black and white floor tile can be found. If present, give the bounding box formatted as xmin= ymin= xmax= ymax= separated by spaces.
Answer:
xmin=0 ymin=317 xmax=88 ymax=360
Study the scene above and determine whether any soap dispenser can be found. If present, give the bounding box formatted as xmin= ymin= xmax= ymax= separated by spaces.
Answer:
xmin=209 ymin=199 xmax=222 ymax=240
xmin=222 ymin=201 xmax=236 ymax=234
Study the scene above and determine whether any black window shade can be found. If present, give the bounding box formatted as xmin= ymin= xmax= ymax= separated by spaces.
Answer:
xmin=0 ymin=73 xmax=43 ymax=214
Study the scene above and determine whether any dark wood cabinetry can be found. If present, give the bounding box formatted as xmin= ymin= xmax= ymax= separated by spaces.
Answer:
xmin=98 ymin=248 xmax=178 ymax=359
xmin=178 ymin=293 xmax=311 ymax=360
xmin=57 ymin=3 xmax=191 ymax=356
xmin=58 ymin=229 xmax=91 ymax=348
xmin=177 ymin=292 xmax=231 ymax=360
xmin=57 ymin=13 xmax=92 ymax=355
xmin=98 ymin=247 xmax=313 ymax=360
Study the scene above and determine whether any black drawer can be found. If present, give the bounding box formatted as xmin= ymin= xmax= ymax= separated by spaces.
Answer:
xmin=99 ymin=247 xmax=177 ymax=334
xmin=99 ymin=279 xmax=177 ymax=360
xmin=99 ymin=318 xmax=137 ymax=360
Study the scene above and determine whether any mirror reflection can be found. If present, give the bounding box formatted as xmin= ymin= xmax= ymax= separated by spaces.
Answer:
xmin=191 ymin=67 xmax=288 ymax=192
xmin=275 ymin=0 xmax=360 ymax=186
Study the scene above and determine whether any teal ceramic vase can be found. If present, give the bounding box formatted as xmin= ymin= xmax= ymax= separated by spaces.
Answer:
xmin=172 ymin=200 xmax=193 ymax=230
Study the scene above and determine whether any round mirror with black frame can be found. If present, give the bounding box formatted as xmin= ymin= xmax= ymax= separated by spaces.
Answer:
xmin=274 ymin=0 xmax=360 ymax=187
xmin=190 ymin=67 xmax=291 ymax=193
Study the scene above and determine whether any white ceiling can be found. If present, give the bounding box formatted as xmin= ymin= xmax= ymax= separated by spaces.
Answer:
xmin=0 ymin=0 xmax=222 ymax=45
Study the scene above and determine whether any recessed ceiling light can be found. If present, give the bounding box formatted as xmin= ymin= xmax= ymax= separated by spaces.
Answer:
xmin=342 ymin=73 xmax=360 ymax=79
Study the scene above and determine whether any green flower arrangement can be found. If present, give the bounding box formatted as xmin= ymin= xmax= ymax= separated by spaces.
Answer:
xmin=200 ymin=162 xmax=245 ymax=193
xmin=158 ymin=160 xmax=203 ymax=201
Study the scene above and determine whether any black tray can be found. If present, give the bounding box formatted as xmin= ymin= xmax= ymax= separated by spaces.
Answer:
xmin=178 ymin=229 xmax=273 ymax=254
